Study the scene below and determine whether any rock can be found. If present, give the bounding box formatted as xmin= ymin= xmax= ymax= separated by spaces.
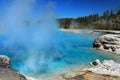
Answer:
xmin=64 ymin=60 xmax=120 ymax=80
xmin=0 ymin=55 xmax=27 ymax=80
xmin=93 ymin=34 xmax=120 ymax=55
xmin=90 ymin=59 xmax=101 ymax=66
xmin=0 ymin=55 xmax=10 ymax=68
xmin=87 ymin=60 xmax=120 ymax=76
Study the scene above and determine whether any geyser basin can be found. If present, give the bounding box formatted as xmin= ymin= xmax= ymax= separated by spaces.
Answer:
xmin=0 ymin=0 xmax=119 ymax=79
xmin=0 ymin=30 xmax=120 ymax=77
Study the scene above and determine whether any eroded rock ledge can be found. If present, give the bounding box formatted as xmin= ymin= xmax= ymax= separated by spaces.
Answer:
xmin=93 ymin=34 xmax=120 ymax=55
xmin=0 ymin=55 xmax=27 ymax=80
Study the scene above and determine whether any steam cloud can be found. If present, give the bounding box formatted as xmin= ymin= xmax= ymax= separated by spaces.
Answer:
xmin=0 ymin=0 xmax=81 ymax=77
xmin=0 ymin=0 xmax=60 ymax=75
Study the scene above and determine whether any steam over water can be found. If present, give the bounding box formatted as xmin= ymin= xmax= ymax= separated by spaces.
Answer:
xmin=0 ymin=0 xmax=59 ymax=76
xmin=0 ymin=0 xmax=120 ymax=78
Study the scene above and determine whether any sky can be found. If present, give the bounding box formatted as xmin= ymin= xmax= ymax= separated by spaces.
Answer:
xmin=0 ymin=0 xmax=120 ymax=18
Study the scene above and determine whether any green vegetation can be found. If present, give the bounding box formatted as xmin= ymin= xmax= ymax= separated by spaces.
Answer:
xmin=58 ymin=8 xmax=120 ymax=30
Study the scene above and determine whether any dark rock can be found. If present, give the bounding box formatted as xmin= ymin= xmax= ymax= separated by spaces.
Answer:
xmin=92 ymin=61 xmax=98 ymax=66
xmin=103 ymin=44 xmax=110 ymax=49
xmin=93 ymin=39 xmax=101 ymax=48
xmin=111 ymin=47 xmax=116 ymax=51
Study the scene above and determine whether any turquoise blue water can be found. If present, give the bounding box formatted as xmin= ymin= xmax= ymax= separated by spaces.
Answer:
xmin=0 ymin=30 xmax=120 ymax=77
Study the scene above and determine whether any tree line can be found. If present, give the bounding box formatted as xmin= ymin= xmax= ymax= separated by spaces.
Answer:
xmin=58 ymin=8 xmax=120 ymax=30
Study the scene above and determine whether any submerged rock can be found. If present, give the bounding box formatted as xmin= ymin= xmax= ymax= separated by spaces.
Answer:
xmin=93 ymin=34 xmax=120 ymax=55
xmin=0 ymin=55 xmax=27 ymax=80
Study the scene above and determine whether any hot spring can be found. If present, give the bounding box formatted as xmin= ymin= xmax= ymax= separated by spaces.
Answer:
xmin=0 ymin=0 xmax=120 ymax=79
xmin=0 ymin=30 xmax=120 ymax=78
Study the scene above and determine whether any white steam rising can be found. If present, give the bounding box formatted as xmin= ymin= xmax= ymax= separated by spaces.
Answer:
xmin=0 ymin=0 xmax=59 ymax=75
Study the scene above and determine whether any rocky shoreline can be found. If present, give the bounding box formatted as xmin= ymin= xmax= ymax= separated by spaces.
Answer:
xmin=45 ymin=59 xmax=120 ymax=80
xmin=0 ymin=55 xmax=120 ymax=80
xmin=0 ymin=55 xmax=27 ymax=80
xmin=47 ymin=70 xmax=120 ymax=80
xmin=93 ymin=34 xmax=120 ymax=55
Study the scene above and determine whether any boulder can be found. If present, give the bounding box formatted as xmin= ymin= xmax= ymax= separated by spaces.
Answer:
xmin=90 ymin=59 xmax=101 ymax=66
xmin=0 ymin=55 xmax=27 ymax=80
xmin=0 ymin=55 xmax=10 ymax=68
xmin=93 ymin=34 xmax=120 ymax=55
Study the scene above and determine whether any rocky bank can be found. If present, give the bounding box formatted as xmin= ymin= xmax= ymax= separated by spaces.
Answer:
xmin=45 ymin=59 xmax=120 ymax=80
xmin=0 ymin=55 xmax=27 ymax=80
xmin=93 ymin=34 xmax=120 ymax=55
